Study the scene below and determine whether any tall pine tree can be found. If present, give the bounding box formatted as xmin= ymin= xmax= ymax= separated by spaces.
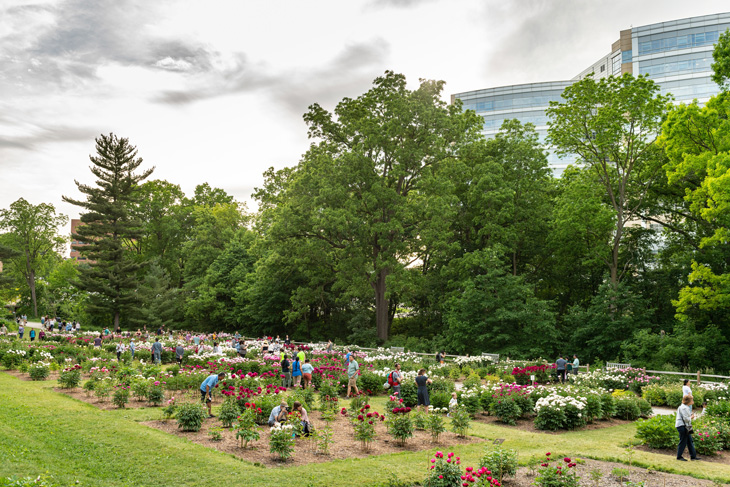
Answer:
xmin=63 ymin=134 xmax=154 ymax=330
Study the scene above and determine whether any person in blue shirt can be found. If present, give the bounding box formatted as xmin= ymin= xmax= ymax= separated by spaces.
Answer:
xmin=344 ymin=349 xmax=351 ymax=367
xmin=200 ymin=372 xmax=226 ymax=418
xmin=292 ymin=356 xmax=303 ymax=388
xmin=268 ymin=400 xmax=289 ymax=426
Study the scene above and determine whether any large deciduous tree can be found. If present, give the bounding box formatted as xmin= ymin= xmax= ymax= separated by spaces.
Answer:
xmin=547 ymin=74 xmax=670 ymax=288
xmin=270 ymin=71 xmax=482 ymax=341
xmin=63 ymin=133 xmax=154 ymax=330
xmin=0 ymin=198 xmax=67 ymax=317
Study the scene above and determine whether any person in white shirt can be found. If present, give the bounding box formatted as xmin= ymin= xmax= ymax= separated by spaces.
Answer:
xmin=116 ymin=341 xmax=125 ymax=362
xmin=448 ymin=392 xmax=458 ymax=417
xmin=682 ymin=379 xmax=693 ymax=411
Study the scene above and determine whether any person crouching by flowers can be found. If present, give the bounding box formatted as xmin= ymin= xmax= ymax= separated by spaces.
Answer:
xmin=268 ymin=400 xmax=289 ymax=427
xmin=200 ymin=372 xmax=225 ymax=418
xmin=292 ymin=401 xmax=311 ymax=436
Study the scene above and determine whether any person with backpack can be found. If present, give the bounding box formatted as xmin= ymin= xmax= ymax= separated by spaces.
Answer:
xmin=388 ymin=363 xmax=402 ymax=396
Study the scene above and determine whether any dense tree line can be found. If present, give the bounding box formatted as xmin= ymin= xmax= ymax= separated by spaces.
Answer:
xmin=2 ymin=35 xmax=730 ymax=372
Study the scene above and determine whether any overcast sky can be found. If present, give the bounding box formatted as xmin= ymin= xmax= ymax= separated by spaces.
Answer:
xmin=1 ymin=0 xmax=728 ymax=232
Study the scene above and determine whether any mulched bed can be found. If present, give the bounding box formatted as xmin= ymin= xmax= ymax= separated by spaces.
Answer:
xmin=505 ymin=457 xmax=719 ymax=486
xmin=635 ymin=444 xmax=730 ymax=464
xmin=54 ymin=386 xmax=171 ymax=411
xmin=473 ymin=413 xmax=634 ymax=434
xmin=143 ymin=409 xmax=481 ymax=468
xmin=4 ymin=369 xmax=60 ymax=381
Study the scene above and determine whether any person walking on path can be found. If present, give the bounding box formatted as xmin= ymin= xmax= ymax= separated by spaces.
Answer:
xmin=676 ymin=395 xmax=700 ymax=461
xmin=301 ymin=358 xmax=314 ymax=389
xmin=281 ymin=354 xmax=292 ymax=388
xmin=389 ymin=363 xmax=402 ymax=396
xmin=152 ymin=338 xmax=163 ymax=364
xmin=556 ymin=355 xmax=567 ymax=383
xmin=415 ymin=368 xmax=432 ymax=410
xmin=326 ymin=340 xmax=333 ymax=352
xmin=572 ymin=355 xmax=580 ymax=375
xmin=292 ymin=355 xmax=303 ymax=388
xmin=29 ymin=328 xmax=36 ymax=342
xmin=347 ymin=355 xmax=360 ymax=397
xmin=175 ymin=344 xmax=185 ymax=365
xmin=683 ymin=379 xmax=693 ymax=411
xmin=200 ymin=372 xmax=225 ymax=418
xmin=129 ymin=339 xmax=135 ymax=361
xmin=18 ymin=323 xmax=24 ymax=340
xmin=116 ymin=341 xmax=125 ymax=362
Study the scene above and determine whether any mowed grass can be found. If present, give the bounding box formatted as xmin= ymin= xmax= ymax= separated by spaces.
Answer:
xmin=3 ymin=373 xmax=730 ymax=486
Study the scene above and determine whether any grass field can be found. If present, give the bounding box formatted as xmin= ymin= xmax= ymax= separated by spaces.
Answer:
xmin=2 ymin=372 xmax=730 ymax=486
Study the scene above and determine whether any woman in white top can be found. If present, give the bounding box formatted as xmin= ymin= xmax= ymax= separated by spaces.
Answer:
xmin=682 ymin=379 xmax=693 ymax=411
xmin=292 ymin=401 xmax=311 ymax=436
xmin=675 ymin=395 xmax=699 ymax=461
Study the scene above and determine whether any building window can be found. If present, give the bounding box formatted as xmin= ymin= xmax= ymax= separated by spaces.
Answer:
xmin=622 ymin=50 xmax=633 ymax=63
xmin=600 ymin=65 xmax=605 ymax=72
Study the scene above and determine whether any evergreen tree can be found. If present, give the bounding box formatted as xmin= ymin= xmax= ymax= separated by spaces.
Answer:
xmin=62 ymin=134 xmax=154 ymax=330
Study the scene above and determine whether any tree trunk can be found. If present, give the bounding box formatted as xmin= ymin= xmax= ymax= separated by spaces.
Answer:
xmin=28 ymin=269 xmax=38 ymax=318
xmin=373 ymin=268 xmax=389 ymax=342
xmin=114 ymin=310 xmax=120 ymax=332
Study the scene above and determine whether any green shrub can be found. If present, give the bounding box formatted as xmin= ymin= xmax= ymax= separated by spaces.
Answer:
xmin=614 ymin=397 xmax=641 ymax=420
xmin=641 ymin=384 xmax=666 ymax=406
xmin=28 ymin=363 xmax=50 ymax=381
xmin=479 ymin=445 xmax=518 ymax=482
xmin=112 ymin=386 xmax=130 ymax=408
xmin=705 ymin=400 xmax=730 ymax=419
xmin=534 ymin=405 xmax=566 ymax=431
xmin=430 ymin=391 xmax=450 ymax=409
xmin=358 ymin=372 xmax=383 ymax=395
xmin=423 ymin=452 xmax=462 ymax=487
xmin=449 ymin=406 xmax=471 ymax=437
xmin=398 ymin=381 xmax=418 ymax=407
xmin=694 ymin=426 xmax=723 ymax=456
xmin=463 ymin=372 xmax=482 ymax=389
xmin=93 ymin=380 xmax=112 ymax=402
xmin=636 ymin=398 xmax=653 ymax=418
xmin=147 ymin=383 xmax=165 ymax=406
xmin=58 ymin=368 xmax=82 ymax=388
xmin=219 ymin=396 xmax=240 ymax=428
xmin=636 ymin=414 xmax=677 ymax=449
xmin=176 ymin=401 xmax=206 ymax=432
xmin=490 ymin=398 xmax=521 ymax=425
xmin=665 ymin=388 xmax=684 ymax=408
xmin=600 ymin=394 xmax=616 ymax=419
xmin=584 ymin=395 xmax=602 ymax=423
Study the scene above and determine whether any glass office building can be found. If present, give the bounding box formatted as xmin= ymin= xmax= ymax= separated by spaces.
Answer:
xmin=453 ymin=12 xmax=730 ymax=174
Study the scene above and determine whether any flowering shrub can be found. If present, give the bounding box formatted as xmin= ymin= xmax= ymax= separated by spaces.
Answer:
xmin=147 ymin=382 xmax=165 ymax=406
xmin=93 ymin=379 xmax=112 ymax=402
xmin=162 ymin=397 xmax=177 ymax=420
xmin=387 ymin=406 xmax=414 ymax=445
xmin=694 ymin=427 xmax=723 ymax=456
xmin=479 ymin=445 xmax=517 ymax=482
xmin=424 ymin=451 xmax=461 ymax=487
xmin=234 ymin=408 xmax=260 ymax=448
xmin=511 ymin=364 xmax=555 ymax=385
xmin=269 ymin=423 xmax=295 ymax=460
xmin=534 ymin=394 xmax=586 ymax=431
xmin=352 ymin=405 xmax=379 ymax=449
xmin=28 ymin=362 xmax=50 ymax=381
xmin=490 ymin=399 xmax=521 ymax=425
xmin=58 ymin=365 xmax=82 ymax=389
xmin=534 ymin=453 xmax=579 ymax=487
xmin=112 ymin=385 xmax=130 ymax=408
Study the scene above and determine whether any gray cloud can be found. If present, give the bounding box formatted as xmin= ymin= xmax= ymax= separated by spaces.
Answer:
xmin=0 ymin=125 xmax=99 ymax=151
xmin=365 ymin=0 xmax=438 ymax=9
xmin=0 ymin=0 xmax=219 ymax=93
xmin=153 ymin=39 xmax=391 ymax=118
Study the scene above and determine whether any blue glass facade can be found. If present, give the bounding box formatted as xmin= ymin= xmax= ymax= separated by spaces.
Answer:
xmin=453 ymin=12 xmax=730 ymax=175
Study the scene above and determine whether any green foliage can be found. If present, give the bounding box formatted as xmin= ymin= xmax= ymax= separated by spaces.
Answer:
xmin=62 ymin=133 xmax=154 ymax=328
xmin=449 ymin=406 xmax=471 ymax=437
xmin=387 ymin=411 xmax=414 ymax=445
xmin=234 ymin=408 xmax=260 ymax=448
xmin=425 ymin=412 xmax=446 ymax=443
xmin=489 ymin=398 xmax=521 ymax=425
xmin=479 ymin=445 xmax=518 ymax=482
xmin=28 ymin=363 xmax=50 ymax=381
xmin=712 ymin=28 xmax=730 ymax=89
xmin=58 ymin=368 xmax=82 ymax=389
xmin=112 ymin=386 xmax=130 ymax=408
xmin=614 ymin=397 xmax=642 ymax=421
xmin=219 ymin=396 xmax=240 ymax=428
xmin=534 ymin=454 xmax=580 ymax=487
xmin=641 ymin=384 xmax=667 ymax=406
xmin=705 ymin=400 xmax=730 ymax=419
xmin=175 ymin=401 xmax=206 ymax=432
xmin=636 ymin=414 xmax=678 ymax=449
xmin=147 ymin=384 xmax=165 ymax=406
xmin=423 ymin=452 xmax=462 ymax=487
xmin=269 ymin=423 xmax=295 ymax=460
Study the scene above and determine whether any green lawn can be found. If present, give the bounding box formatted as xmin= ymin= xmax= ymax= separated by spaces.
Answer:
xmin=2 ymin=373 xmax=729 ymax=486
